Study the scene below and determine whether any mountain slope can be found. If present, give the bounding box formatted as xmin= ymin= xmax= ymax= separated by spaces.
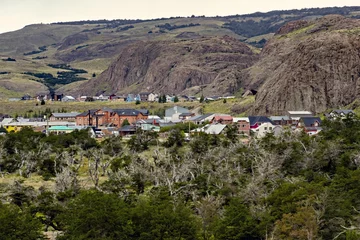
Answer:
xmin=250 ymin=15 xmax=360 ymax=114
xmin=65 ymin=36 xmax=258 ymax=96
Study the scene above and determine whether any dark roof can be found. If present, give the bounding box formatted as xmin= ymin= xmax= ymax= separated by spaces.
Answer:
xmin=138 ymin=109 xmax=149 ymax=115
xmin=248 ymin=116 xmax=274 ymax=126
xmin=332 ymin=110 xmax=355 ymax=115
xmin=113 ymin=109 xmax=147 ymax=116
xmin=77 ymin=109 xmax=98 ymax=117
xmin=301 ymin=117 xmax=321 ymax=127
xmin=119 ymin=125 xmax=137 ymax=132
xmin=179 ymin=112 xmax=194 ymax=117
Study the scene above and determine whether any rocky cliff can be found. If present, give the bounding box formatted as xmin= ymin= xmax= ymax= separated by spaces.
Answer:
xmin=73 ymin=36 xmax=259 ymax=96
xmin=249 ymin=15 xmax=360 ymax=114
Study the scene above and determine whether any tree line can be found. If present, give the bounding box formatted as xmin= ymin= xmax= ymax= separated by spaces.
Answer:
xmin=1 ymin=117 xmax=360 ymax=239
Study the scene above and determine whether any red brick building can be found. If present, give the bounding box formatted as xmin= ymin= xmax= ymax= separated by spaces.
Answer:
xmin=76 ymin=108 xmax=148 ymax=127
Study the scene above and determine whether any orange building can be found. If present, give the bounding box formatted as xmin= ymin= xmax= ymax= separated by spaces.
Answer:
xmin=76 ymin=108 xmax=148 ymax=127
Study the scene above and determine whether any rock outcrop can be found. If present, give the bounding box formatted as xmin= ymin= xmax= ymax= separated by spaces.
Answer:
xmin=74 ymin=36 xmax=259 ymax=96
xmin=249 ymin=15 xmax=360 ymax=114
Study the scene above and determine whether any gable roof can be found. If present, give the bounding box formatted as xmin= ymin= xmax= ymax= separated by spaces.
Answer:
xmin=51 ymin=112 xmax=80 ymax=118
xmin=213 ymin=115 xmax=233 ymax=121
xmin=248 ymin=116 xmax=274 ymax=126
xmin=113 ymin=109 xmax=144 ymax=116
xmin=331 ymin=109 xmax=355 ymax=115
xmin=270 ymin=116 xmax=291 ymax=121
xmin=300 ymin=117 xmax=322 ymax=127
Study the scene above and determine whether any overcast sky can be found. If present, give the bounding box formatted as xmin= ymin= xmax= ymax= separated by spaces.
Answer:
xmin=0 ymin=0 xmax=359 ymax=33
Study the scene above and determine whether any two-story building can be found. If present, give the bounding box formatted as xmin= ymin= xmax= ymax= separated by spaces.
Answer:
xmin=49 ymin=112 xmax=80 ymax=122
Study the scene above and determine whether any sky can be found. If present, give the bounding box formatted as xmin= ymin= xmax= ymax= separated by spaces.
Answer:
xmin=0 ymin=0 xmax=359 ymax=33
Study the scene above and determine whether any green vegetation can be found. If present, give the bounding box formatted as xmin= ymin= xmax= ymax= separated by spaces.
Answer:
xmin=1 ymin=117 xmax=360 ymax=238
xmin=24 ymin=46 xmax=47 ymax=56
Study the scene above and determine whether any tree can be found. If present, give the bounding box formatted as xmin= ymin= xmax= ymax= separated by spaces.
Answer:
xmin=200 ymin=95 xmax=204 ymax=103
xmin=135 ymin=100 xmax=141 ymax=105
xmin=40 ymin=99 xmax=46 ymax=105
xmin=163 ymin=128 xmax=185 ymax=148
xmin=174 ymin=96 xmax=179 ymax=103
xmin=223 ymin=98 xmax=227 ymax=104
xmin=59 ymin=190 xmax=133 ymax=240
xmin=92 ymin=73 xmax=96 ymax=77
xmin=0 ymin=202 xmax=43 ymax=240
xmin=85 ymin=96 xmax=94 ymax=102
xmin=121 ymin=119 xmax=130 ymax=127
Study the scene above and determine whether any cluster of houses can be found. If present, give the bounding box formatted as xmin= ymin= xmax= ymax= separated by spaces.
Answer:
xmin=11 ymin=93 xmax=236 ymax=103
xmin=0 ymin=106 xmax=355 ymax=139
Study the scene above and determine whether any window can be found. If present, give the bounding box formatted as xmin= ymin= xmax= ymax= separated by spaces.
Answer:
xmin=269 ymin=127 xmax=272 ymax=130
xmin=264 ymin=127 xmax=267 ymax=130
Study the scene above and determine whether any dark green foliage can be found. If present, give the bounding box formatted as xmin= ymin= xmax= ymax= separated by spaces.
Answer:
xmin=2 ymin=57 xmax=16 ymax=62
xmin=40 ymin=99 xmax=45 ymax=105
xmin=121 ymin=118 xmax=130 ymax=127
xmin=23 ymin=46 xmax=47 ymax=56
xmin=135 ymin=100 xmax=141 ymax=105
xmin=85 ymin=96 xmax=94 ymax=102
xmin=0 ymin=202 xmax=43 ymax=240
xmin=200 ymin=95 xmax=204 ymax=103
xmin=128 ymin=129 xmax=158 ymax=152
xmin=163 ymin=128 xmax=185 ymax=148
xmin=215 ymin=198 xmax=263 ymax=239
xmin=59 ymin=190 xmax=133 ymax=240
xmin=157 ymin=22 xmax=200 ymax=31
xmin=116 ymin=25 xmax=134 ymax=32
xmin=174 ymin=96 xmax=179 ymax=103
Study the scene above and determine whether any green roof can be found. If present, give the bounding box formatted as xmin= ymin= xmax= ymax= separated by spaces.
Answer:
xmin=48 ymin=126 xmax=73 ymax=131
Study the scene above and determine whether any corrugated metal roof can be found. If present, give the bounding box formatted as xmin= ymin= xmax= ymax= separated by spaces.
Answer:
xmin=52 ymin=112 xmax=80 ymax=118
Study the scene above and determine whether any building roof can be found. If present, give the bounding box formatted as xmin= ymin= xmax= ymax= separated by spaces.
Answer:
xmin=1 ymin=118 xmax=15 ymax=125
xmin=288 ymin=111 xmax=313 ymax=115
xmin=331 ymin=109 xmax=355 ymax=115
xmin=165 ymin=106 xmax=190 ymax=117
xmin=213 ymin=115 xmax=233 ymax=121
xmin=119 ymin=125 xmax=137 ymax=132
xmin=48 ymin=126 xmax=74 ymax=131
xmin=270 ymin=116 xmax=291 ymax=121
xmin=51 ymin=112 xmax=80 ymax=118
xmin=113 ymin=109 xmax=145 ymax=116
xmin=248 ymin=116 xmax=274 ymax=126
xmin=300 ymin=117 xmax=322 ymax=128
xmin=233 ymin=117 xmax=249 ymax=123
xmin=179 ymin=112 xmax=194 ymax=117
xmin=205 ymin=124 xmax=227 ymax=134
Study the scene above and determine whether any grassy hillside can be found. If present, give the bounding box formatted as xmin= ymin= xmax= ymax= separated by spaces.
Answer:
xmin=0 ymin=6 xmax=359 ymax=99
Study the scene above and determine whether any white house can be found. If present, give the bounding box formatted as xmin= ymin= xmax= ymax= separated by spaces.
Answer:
xmin=148 ymin=93 xmax=158 ymax=102
xmin=254 ymin=122 xmax=283 ymax=138
xmin=62 ymin=96 xmax=76 ymax=102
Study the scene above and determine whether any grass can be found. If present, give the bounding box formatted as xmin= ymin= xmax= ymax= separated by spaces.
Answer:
xmin=0 ymin=96 xmax=255 ymax=116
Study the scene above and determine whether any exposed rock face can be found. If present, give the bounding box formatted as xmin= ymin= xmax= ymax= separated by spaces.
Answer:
xmin=75 ymin=36 xmax=258 ymax=96
xmin=250 ymin=15 xmax=360 ymax=114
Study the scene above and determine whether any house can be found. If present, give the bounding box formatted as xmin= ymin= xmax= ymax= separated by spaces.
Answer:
xmin=192 ymin=124 xmax=227 ymax=135
xmin=212 ymin=115 xmax=233 ymax=125
xmin=248 ymin=116 xmax=274 ymax=130
xmin=297 ymin=117 xmax=322 ymax=135
xmin=139 ymin=92 xmax=150 ymax=102
xmin=62 ymin=96 xmax=76 ymax=102
xmin=188 ymin=113 xmax=215 ymax=125
xmin=166 ymin=95 xmax=174 ymax=103
xmin=118 ymin=125 xmax=137 ymax=137
xmin=76 ymin=109 xmax=112 ymax=127
xmin=328 ymin=110 xmax=355 ymax=120
xmin=270 ymin=116 xmax=292 ymax=126
xmin=179 ymin=112 xmax=195 ymax=121
xmin=148 ymin=93 xmax=158 ymax=102
xmin=49 ymin=112 xmax=80 ymax=122
xmin=233 ymin=117 xmax=250 ymax=136
xmin=165 ymin=106 xmax=190 ymax=122
xmin=288 ymin=111 xmax=313 ymax=125
xmin=255 ymin=122 xmax=282 ymax=138
xmin=109 ymin=94 xmax=126 ymax=101
xmin=97 ymin=94 xmax=109 ymax=101
xmin=110 ymin=109 xmax=148 ymax=127
xmin=48 ymin=126 xmax=74 ymax=135
xmin=0 ymin=118 xmax=17 ymax=127
xmin=126 ymin=94 xmax=141 ymax=102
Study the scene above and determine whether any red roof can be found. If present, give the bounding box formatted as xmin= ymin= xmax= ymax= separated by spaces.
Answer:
xmin=214 ymin=116 xmax=233 ymax=121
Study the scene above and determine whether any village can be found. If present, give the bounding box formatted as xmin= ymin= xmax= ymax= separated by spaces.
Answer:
xmin=0 ymin=91 xmax=354 ymax=139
